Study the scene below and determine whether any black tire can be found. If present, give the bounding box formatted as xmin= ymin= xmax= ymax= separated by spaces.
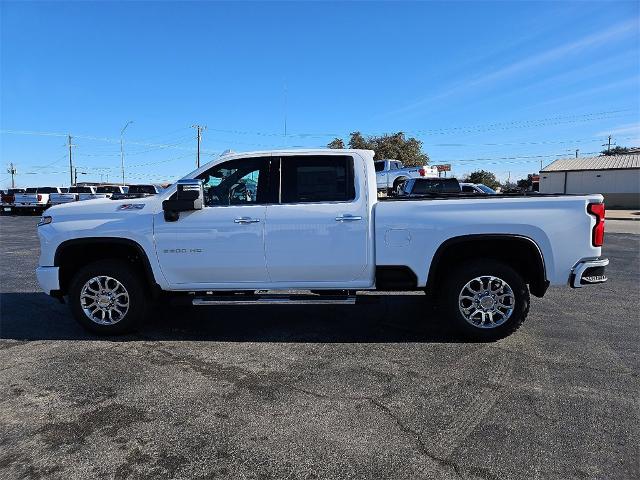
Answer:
xmin=443 ymin=260 xmax=529 ymax=340
xmin=392 ymin=177 xmax=408 ymax=196
xmin=68 ymin=259 xmax=149 ymax=335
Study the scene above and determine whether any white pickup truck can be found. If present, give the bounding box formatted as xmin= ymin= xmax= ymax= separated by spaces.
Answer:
xmin=50 ymin=186 xmax=99 ymax=205
xmin=36 ymin=149 xmax=608 ymax=339
xmin=375 ymin=159 xmax=438 ymax=194
xmin=14 ymin=187 xmax=64 ymax=213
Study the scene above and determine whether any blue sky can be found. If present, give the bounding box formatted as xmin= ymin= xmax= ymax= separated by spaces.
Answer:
xmin=1 ymin=1 xmax=639 ymax=188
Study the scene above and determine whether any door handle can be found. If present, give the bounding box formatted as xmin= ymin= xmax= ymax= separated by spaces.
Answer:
xmin=234 ymin=217 xmax=260 ymax=224
xmin=335 ymin=215 xmax=363 ymax=222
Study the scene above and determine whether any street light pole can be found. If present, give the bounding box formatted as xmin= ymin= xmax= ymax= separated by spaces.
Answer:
xmin=120 ymin=120 xmax=134 ymax=185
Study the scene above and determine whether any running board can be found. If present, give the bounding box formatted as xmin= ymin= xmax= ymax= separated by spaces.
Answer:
xmin=192 ymin=294 xmax=356 ymax=306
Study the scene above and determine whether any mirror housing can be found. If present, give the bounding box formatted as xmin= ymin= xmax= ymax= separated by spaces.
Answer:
xmin=162 ymin=179 xmax=204 ymax=221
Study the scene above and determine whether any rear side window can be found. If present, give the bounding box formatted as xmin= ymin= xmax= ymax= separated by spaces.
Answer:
xmin=281 ymin=155 xmax=355 ymax=203
xmin=25 ymin=188 xmax=38 ymax=193
xmin=128 ymin=185 xmax=157 ymax=194
xmin=411 ymin=178 xmax=460 ymax=194
xmin=69 ymin=187 xmax=93 ymax=193
xmin=97 ymin=186 xmax=120 ymax=194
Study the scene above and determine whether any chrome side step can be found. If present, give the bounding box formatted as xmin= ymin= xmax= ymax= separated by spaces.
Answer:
xmin=192 ymin=294 xmax=356 ymax=306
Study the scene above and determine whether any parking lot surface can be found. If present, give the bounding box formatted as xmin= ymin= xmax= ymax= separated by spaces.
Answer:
xmin=1 ymin=215 xmax=638 ymax=480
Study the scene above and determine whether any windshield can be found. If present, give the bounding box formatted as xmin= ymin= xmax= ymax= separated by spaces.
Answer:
xmin=476 ymin=184 xmax=497 ymax=194
xmin=25 ymin=188 xmax=37 ymax=193
xmin=374 ymin=161 xmax=385 ymax=172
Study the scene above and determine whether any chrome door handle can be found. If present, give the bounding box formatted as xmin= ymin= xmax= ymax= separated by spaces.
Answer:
xmin=335 ymin=215 xmax=363 ymax=222
xmin=234 ymin=217 xmax=260 ymax=224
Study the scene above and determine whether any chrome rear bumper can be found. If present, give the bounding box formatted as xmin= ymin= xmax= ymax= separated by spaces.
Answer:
xmin=570 ymin=258 xmax=609 ymax=288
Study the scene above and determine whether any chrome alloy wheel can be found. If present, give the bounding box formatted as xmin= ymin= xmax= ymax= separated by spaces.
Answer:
xmin=80 ymin=275 xmax=130 ymax=325
xmin=458 ymin=275 xmax=515 ymax=329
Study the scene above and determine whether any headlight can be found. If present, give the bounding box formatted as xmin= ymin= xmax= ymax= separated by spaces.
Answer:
xmin=37 ymin=215 xmax=52 ymax=227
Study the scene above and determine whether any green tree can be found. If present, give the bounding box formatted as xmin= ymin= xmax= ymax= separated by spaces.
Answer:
xmin=327 ymin=138 xmax=345 ymax=149
xmin=601 ymin=145 xmax=632 ymax=156
xmin=327 ymin=131 xmax=429 ymax=166
xmin=463 ymin=170 xmax=501 ymax=190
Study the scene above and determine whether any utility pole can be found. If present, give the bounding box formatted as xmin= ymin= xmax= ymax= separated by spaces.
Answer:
xmin=602 ymin=135 xmax=615 ymax=153
xmin=192 ymin=125 xmax=207 ymax=168
xmin=575 ymin=149 xmax=579 ymax=158
xmin=68 ymin=134 xmax=74 ymax=186
xmin=7 ymin=163 xmax=17 ymax=188
xmin=120 ymin=121 xmax=134 ymax=185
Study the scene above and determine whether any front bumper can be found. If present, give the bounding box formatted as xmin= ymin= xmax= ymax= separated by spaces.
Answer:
xmin=36 ymin=266 xmax=60 ymax=295
xmin=569 ymin=258 xmax=609 ymax=288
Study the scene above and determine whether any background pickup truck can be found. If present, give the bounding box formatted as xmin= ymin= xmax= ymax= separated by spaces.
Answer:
xmin=50 ymin=186 xmax=99 ymax=205
xmin=375 ymin=159 xmax=439 ymax=194
xmin=1 ymin=188 xmax=25 ymax=213
xmin=36 ymin=149 xmax=608 ymax=339
xmin=14 ymin=187 xmax=63 ymax=213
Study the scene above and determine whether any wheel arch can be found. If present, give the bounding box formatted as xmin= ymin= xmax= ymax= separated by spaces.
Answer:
xmin=54 ymin=237 xmax=160 ymax=296
xmin=426 ymin=234 xmax=549 ymax=297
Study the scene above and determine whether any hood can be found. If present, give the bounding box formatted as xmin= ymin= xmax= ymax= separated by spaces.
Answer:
xmin=46 ymin=196 xmax=158 ymax=218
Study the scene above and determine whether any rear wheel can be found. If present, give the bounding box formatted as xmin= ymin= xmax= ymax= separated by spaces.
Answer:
xmin=68 ymin=260 xmax=148 ymax=334
xmin=443 ymin=260 xmax=529 ymax=340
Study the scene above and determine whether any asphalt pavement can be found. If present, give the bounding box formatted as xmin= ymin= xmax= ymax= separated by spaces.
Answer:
xmin=0 ymin=215 xmax=638 ymax=480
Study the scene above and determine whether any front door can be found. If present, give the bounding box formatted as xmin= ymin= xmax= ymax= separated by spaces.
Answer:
xmin=153 ymin=156 xmax=273 ymax=288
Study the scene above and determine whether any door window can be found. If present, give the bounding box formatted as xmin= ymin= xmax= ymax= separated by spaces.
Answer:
xmin=280 ymin=155 xmax=355 ymax=203
xmin=198 ymin=157 xmax=272 ymax=206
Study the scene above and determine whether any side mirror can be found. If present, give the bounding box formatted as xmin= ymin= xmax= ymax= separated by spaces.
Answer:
xmin=162 ymin=179 xmax=204 ymax=222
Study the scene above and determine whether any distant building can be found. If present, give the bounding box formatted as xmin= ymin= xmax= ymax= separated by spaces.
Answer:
xmin=540 ymin=154 xmax=640 ymax=208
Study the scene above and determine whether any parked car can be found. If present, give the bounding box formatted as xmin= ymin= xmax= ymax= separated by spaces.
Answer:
xmin=50 ymin=186 xmax=99 ymax=206
xmin=111 ymin=184 xmax=163 ymax=200
xmin=396 ymin=177 xmax=462 ymax=196
xmin=36 ymin=149 xmax=608 ymax=340
xmin=13 ymin=187 xmax=63 ymax=213
xmin=460 ymin=183 xmax=497 ymax=194
xmin=375 ymin=159 xmax=438 ymax=195
xmin=1 ymin=188 xmax=26 ymax=213
xmin=95 ymin=185 xmax=127 ymax=199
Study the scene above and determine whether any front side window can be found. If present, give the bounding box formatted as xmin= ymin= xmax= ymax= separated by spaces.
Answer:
xmin=280 ymin=155 xmax=355 ymax=203
xmin=197 ymin=157 xmax=271 ymax=207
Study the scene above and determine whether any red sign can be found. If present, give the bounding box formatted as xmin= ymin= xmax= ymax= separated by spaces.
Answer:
xmin=435 ymin=164 xmax=451 ymax=172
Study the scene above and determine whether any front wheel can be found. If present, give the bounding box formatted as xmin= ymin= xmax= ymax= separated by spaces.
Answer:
xmin=68 ymin=260 xmax=149 ymax=334
xmin=443 ymin=260 xmax=530 ymax=340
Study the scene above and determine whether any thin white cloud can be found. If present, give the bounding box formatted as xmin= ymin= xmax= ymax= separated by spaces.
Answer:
xmin=596 ymin=122 xmax=640 ymax=137
xmin=388 ymin=18 xmax=639 ymax=117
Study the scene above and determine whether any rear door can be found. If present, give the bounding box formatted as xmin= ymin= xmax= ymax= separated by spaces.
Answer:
xmin=264 ymin=153 xmax=372 ymax=287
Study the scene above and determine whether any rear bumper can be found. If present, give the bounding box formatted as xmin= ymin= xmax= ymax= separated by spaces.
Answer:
xmin=569 ymin=258 xmax=609 ymax=288
xmin=36 ymin=266 xmax=60 ymax=295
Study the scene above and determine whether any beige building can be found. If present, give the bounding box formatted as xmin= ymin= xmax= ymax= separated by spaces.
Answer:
xmin=540 ymin=154 xmax=640 ymax=208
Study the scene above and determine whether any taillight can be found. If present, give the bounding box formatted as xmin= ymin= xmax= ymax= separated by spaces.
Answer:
xmin=418 ymin=168 xmax=426 ymax=177
xmin=587 ymin=203 xmax=605 ymax=247
xmin=37 ymin=194 xmax=42 ymax=201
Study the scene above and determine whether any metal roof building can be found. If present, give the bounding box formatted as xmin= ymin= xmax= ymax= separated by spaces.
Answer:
xmin=540 ymin=154 xmax=640 ymax=208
